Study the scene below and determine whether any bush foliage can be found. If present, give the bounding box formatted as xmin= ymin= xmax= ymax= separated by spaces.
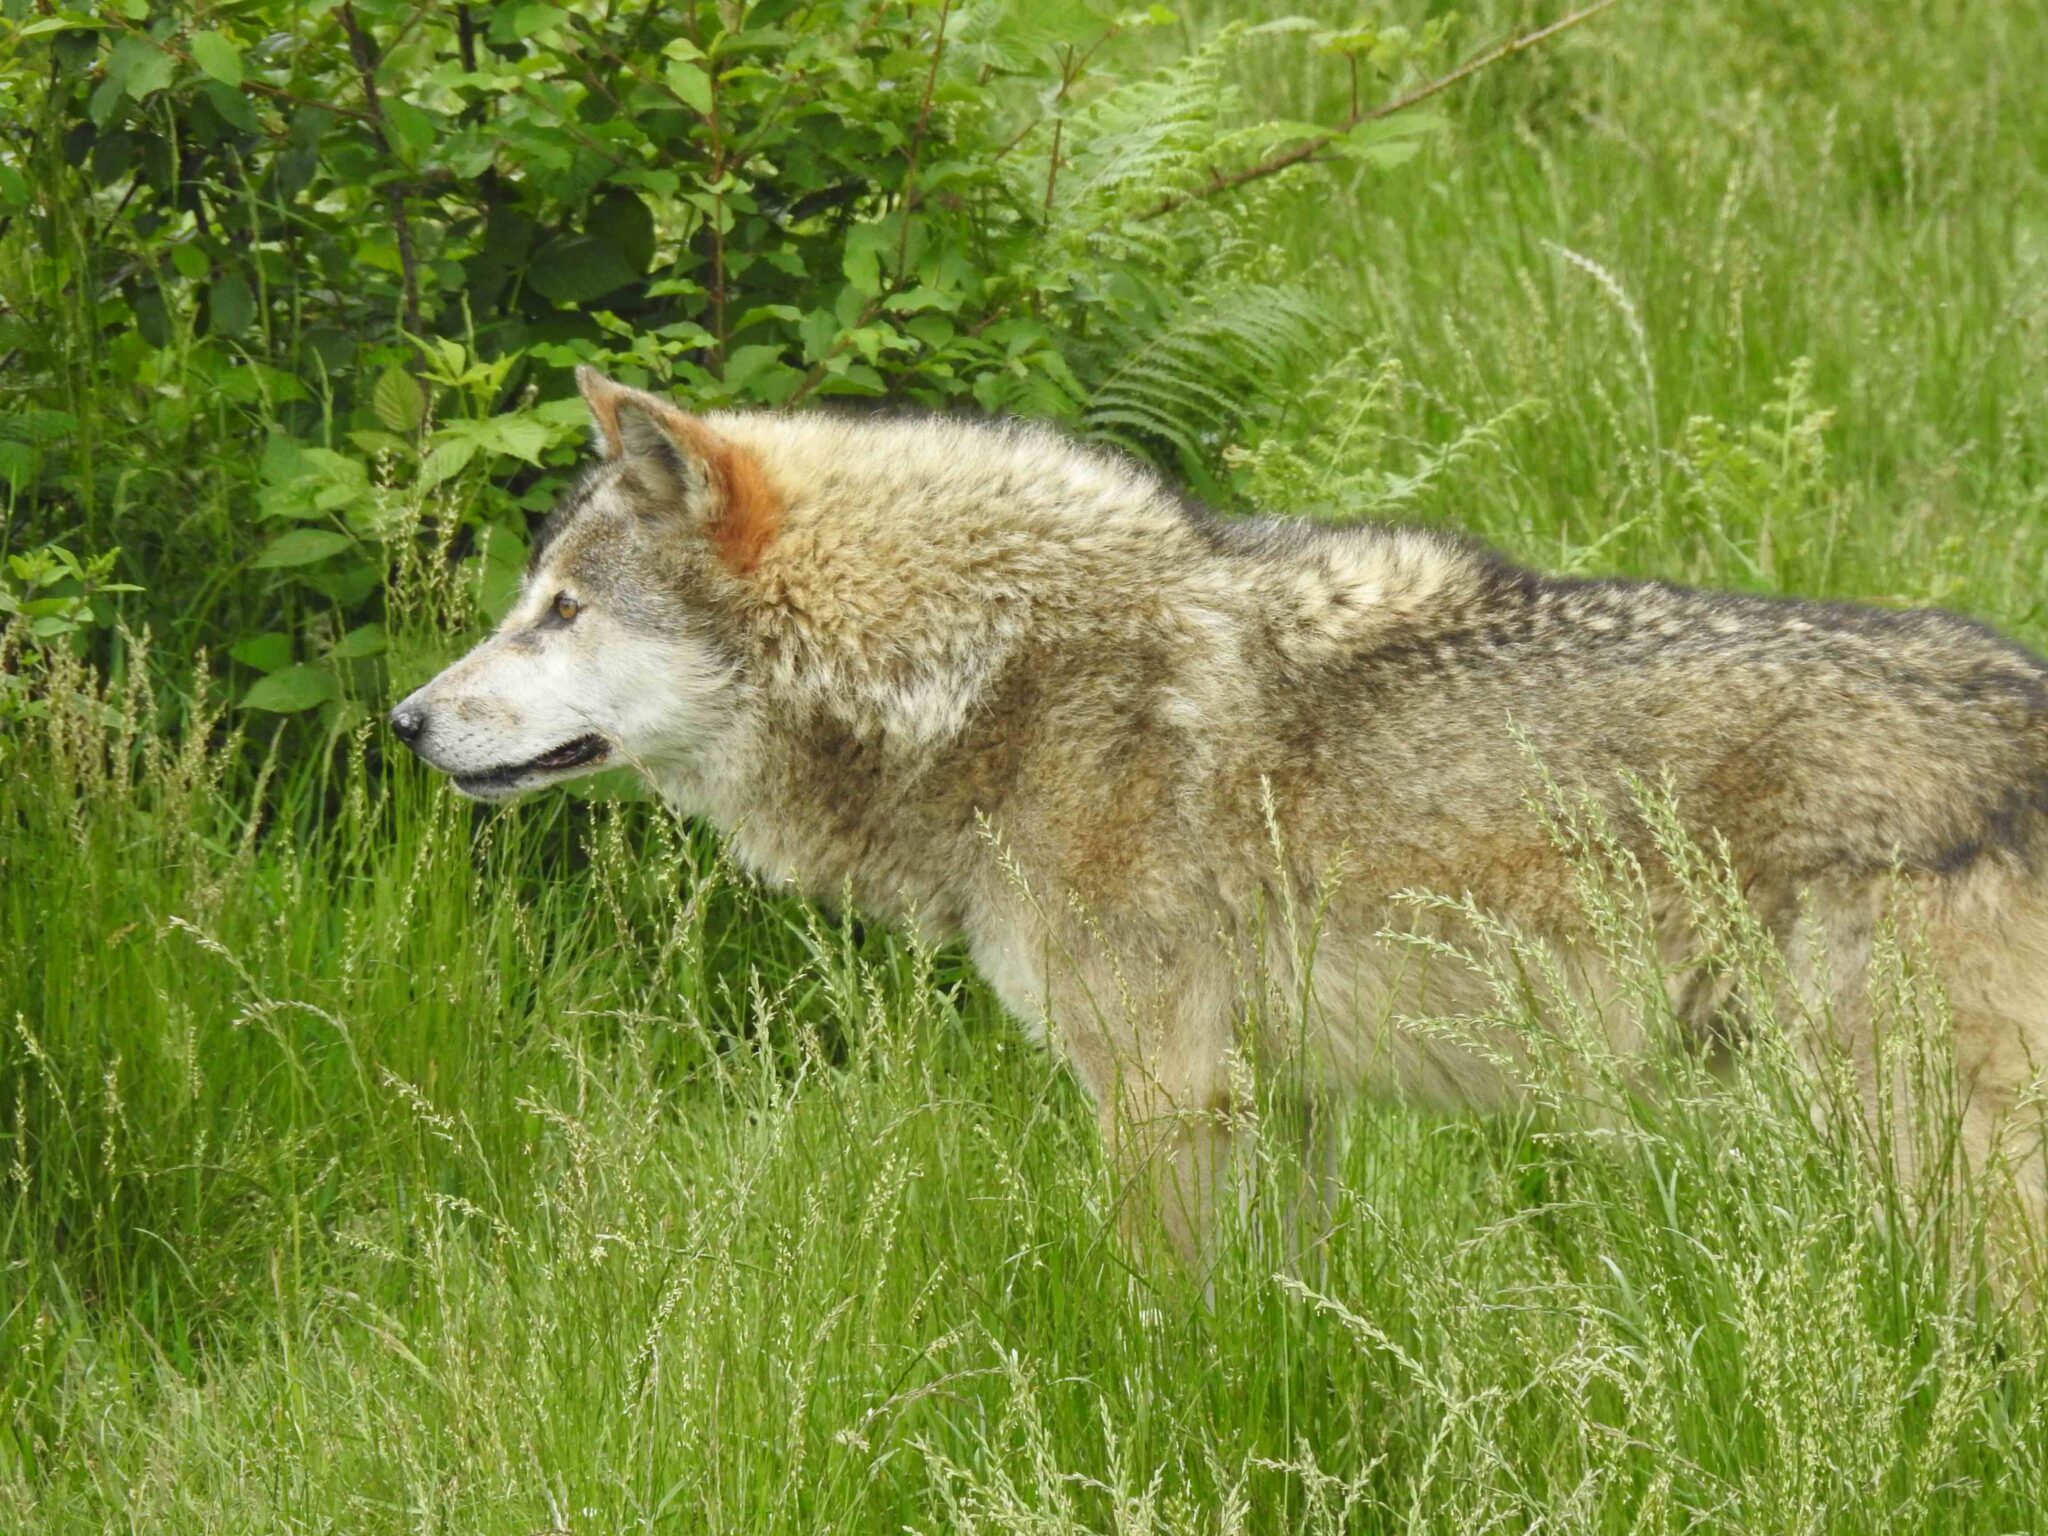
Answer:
xmin=2 ymin=0 xmax=1454 ymax=718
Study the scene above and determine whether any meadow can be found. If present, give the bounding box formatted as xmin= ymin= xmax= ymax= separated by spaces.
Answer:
xmin=7 ymin=1 xmax=2048 ymax=1529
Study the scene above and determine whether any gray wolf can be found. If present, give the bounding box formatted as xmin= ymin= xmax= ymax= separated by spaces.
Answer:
xmin=390 ymin=368 xmax=2048 ymax=1270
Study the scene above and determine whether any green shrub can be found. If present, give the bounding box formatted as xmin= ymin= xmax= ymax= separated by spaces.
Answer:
xmin=1 ymin=0 xmax=1463 ymax=722
xmin=0 ymin=541 xmax=139 ymax=747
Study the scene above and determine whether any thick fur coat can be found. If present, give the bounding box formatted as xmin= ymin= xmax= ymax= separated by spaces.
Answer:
xmin=392 ymin=370 xmax=2048 ymax=1263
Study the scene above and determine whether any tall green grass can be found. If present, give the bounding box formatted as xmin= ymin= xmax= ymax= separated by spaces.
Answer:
xmin=10 ymin=2 xmax=2048 ymax=1529
xmin=9 ymin=641 xmax=2043 ymax=1532
xmin=1225 ymin=0 xmax=2048 ymax=636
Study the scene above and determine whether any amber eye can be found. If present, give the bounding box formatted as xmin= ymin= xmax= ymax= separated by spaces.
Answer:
xmin=553 ymin=593 xmax=580 ymax=622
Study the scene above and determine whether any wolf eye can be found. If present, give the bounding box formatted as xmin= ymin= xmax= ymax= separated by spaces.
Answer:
xmin=553 ymin=593 xmax=581 ymax=622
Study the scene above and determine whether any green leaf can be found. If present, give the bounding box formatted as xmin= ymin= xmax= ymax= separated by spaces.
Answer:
xmin=372 ymin=367 xmax=426 ymax=435
xmin=258 ymin=445 xmax=371 ymax=519
xmin=19 ymin=15 xmax=104 ymax=36
xmin=110 ymin=37 xmax=175 ymax=101
xmin=1341 ymin=111 xmax=1445 ymax=164
xmin=479 ymin=518 xmax=530 ymax=571
xmin=0 ymin=441 xmax=37 ymax=490
xmin=527 ymin=236 xmax=638 ymax=304
xmin=209 ymin=272 xmax=255 ymax=337
xmin=474 ymin=415 xmax=554 ymax=464
xmin=189 ymin=30 xmax=243 ymax=87
xmin=587 ymin=191 xmax=655 ymax=276
xmin=664 ymin=60 xmax=712 ymax=113
xmin=731 ymin=304 xmax=802 ymax=332
xmin=841 ymin=224 xmax=891 ymax=298
xmin=330 ymin=622 xmax=388 ymax=659
xmin=252 ymin=529 xmax=353 ymax=568
xmin=203 ymin=78 xmax=260 ymax=132
xmin=88 ymin=76 xmax=125 ymax=129
xmin=418 ymin=437 xmax=478 ymax=487
xmin=382 ymin=99 xmax=438 ymax=161
xmin=347 ymin=428 xmax=414 ymax=459
xmin=1313 ymin=27 xmax=1378 ymax=56
xmin=508 ymin=3 xmax=568 ymax=38
xmin=171 ymin=243 xmax=210 ymax=280
xmin=229 ymin=632 xmax=294 ymax=671
xmin=723 ymin=344 xmax=786 ymax=392
xmin=240 ymin=664 xmax=336 ymax=713
xmin=474 ymin=554 xmax=522 ymax=624
xmin=884 ymin=285 xmax=962 ymax=314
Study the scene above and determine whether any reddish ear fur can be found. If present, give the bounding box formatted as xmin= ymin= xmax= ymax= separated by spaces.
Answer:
xmin=575 ymin=367 xmax=781 ymax=575
xmin=674 ymin=415 xmax=782 ymax=575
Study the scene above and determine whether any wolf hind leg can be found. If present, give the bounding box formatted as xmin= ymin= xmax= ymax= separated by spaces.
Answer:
xmin=1957 ymin=1078 xmax=2048 ymax=1292
xmin=1919 ymin=870 xmax=2048 ymax=1285
xmin=1088 ymin=1067 xmax=1356 ymax=1292
xmin=1805 ymin=869 xmax=2048 ymax=1290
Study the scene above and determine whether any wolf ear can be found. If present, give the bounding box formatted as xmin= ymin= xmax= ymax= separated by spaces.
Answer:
xmin=573 ymin=366 xmax=782 ymax=574
xmin=576 ymin=363 xmax=694 ymax=462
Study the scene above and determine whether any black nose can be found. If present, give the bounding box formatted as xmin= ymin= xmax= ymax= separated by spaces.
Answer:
xmin=389 ymin=706 xmax=426 ymax=748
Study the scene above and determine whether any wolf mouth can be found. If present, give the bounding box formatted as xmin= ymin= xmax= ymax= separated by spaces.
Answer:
xmin=453 ymin=733 xmax=611 ymax=795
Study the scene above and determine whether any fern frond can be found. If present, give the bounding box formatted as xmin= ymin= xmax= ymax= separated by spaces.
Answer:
xmin=1080 ymin=284 xmax=1326 ymax=485
xmin=1027 ymin=24 xmax=1246 ymax=244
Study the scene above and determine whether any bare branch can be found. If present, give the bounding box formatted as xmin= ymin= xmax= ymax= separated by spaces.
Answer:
xmin=893 ymin=0 xmax=954 ymax=282
xmin=338 ymin=1 xmax=423 ymax=338
xmin=787 ymin=1 xmax=950 ymax=406
xmin=1138 ymin=0 xmax=1620 ymax=221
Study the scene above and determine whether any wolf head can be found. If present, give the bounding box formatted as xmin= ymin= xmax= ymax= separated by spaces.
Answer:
xmin=388 ymin=368 xmax=779 ymax=801
xmin=391 ymin=369 xmax=1196 ymax=811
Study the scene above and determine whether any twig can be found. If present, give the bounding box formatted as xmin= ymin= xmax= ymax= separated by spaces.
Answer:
xmin=893 ymin=0 xmax=953 ymax=283
xmin=702 ymin=11 xmax=729 ymax=360
xmin=1042 ymin=119 xmax=1063 ymax=219
xmin=378 ymin=0 xmax=439 ymax=62
xmin=507 ymin=79 xmax=633 ymax=171
xmin=988 ymin=113 xmax=1047 ymax=165
xmin=571 ymin=15 xmax=706 ymax=119
xmin=338 ymin=1 xmax=422 ymax=338
xmin=782 ymin=282 xmax=901 ymax=407
xmin=1038 ymin=27 xmax=1113 ymax=218
xmin=1137 ymin=0 xmax=1619 ymax=221
xmin=988 ymin=21 xmax=1117 ymax=171
xmin=786 ymin=2 xmax=949 ymax=405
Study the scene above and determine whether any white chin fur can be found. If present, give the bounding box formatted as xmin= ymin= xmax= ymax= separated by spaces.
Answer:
xmin=449 ymin=774 xmax=532 ymax=803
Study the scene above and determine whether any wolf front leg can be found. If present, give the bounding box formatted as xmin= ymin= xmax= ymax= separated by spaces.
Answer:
xmin=1046 ymin=937 xmax=1243 ymax=1277
xmin=1094 ymin=1064 xmax=1237 ymax=1274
